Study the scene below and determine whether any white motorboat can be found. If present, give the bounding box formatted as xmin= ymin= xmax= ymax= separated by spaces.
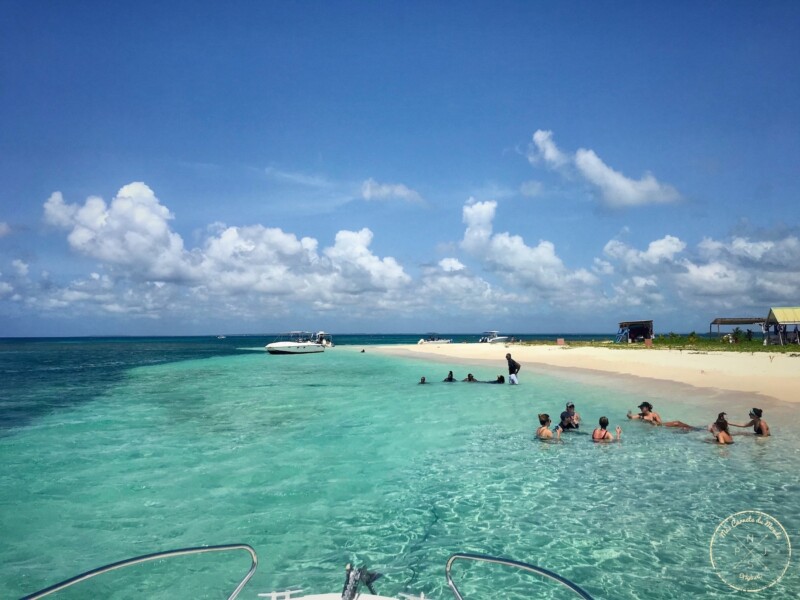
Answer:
xmin=478 ymin=331 xmax=508 ymax=344
xmin=21 ymin=545 xmax=595 ymax=599
xmin=265 ymin=331 xmax=334 ymax=354
xmin=417 ymin=333 xmax=452 ymax=344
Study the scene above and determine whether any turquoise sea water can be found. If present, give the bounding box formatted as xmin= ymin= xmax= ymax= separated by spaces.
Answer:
xmin=1 ymin=337 xmax=798 ymax=599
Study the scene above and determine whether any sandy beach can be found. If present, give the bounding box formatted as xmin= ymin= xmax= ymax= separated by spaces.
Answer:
xmin=368 ymin=342 xmax=800 ymax=405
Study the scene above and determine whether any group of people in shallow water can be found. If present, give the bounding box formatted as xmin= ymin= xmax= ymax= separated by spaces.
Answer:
xmin=419 ymin=354 xmax=522 ymax=386
xmin=536 ymin=400 xmax=770 ymax=444
xmin=536 ymin=402 xmax=622 ymax=442
xmin=628 ymin=401 xmax=769 ymax=444
xmin=419 ymin=371 xmax=506 ymax=384
xmin=417 ymin=364 xmax=771 ymax=445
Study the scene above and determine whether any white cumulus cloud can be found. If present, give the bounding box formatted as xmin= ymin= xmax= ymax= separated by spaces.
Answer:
xmin=44 ymin=183 xmax=192 ymax=281
xmin=675 ymin=261 xmax=749 ymax=297
xmin=528 ymin=130 xmax=569 ymax=168
xmin=324 ymin=228 xmax=411 ymax=291
xmin=28 ymin=180 xmax=800 ymax=331
xmin=461 ymin=198 xmax=497 ymax=254
xmin=439 ymin=258 xmax=465 ymax=272
xmin=574 ymin=149 xmax=680 ymax=208
xmin=0 ymin=277 xmax=13 ymax=298
xmin=599 ymin=231 xmax=800 ymax=310
xmin=460 ymin=197 xmax=599 ymax=303
xmin=604 ymin=235 xmax=686 ymax=270
xmin=527 ymin=129 xmax=681 ymax=209
xmin=12 ymin=260 xmax=28 ymax=276
xmin=38 ymin=184 xmax=416 ymax=320
xmin=699 ymin=236 xmax=800 ymax=266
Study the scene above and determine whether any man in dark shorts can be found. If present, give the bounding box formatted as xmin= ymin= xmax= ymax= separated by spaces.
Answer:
xmin=506 ymin=353 xmax=521 ymax=384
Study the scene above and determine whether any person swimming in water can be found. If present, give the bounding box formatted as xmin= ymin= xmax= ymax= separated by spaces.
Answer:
xmin=462 ymin=373 xmax=478 ymax=382
xmin=711 ymin=413 xmax=734 ymax=444
xmin=708 ymin=412 xmax=727 ymax=436
xmin=419 ymin=376 xmax=427 ymax=384
xmin=557 ymin=402 xmax=580 ymax=432
xmin=536 ymin=413 xmax=558 ymax=440
xmin=627 ymin=402 xmax=693 ymax=429
xmin=486 ymin=375 xmax=505 ymax=384
xmin=729 ymin=407 xmax=770 ymax=436
xmin=592 ymin=416 xmax=622 ymax=442
xmin=628 ymin=402 xmax=661 ymax=424
xmin=443 ymin=371 xmax=456 ymax=382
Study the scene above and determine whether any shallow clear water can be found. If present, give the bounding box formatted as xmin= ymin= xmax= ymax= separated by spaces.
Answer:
xmin=1 ymin=339 xmax=798 ymax=599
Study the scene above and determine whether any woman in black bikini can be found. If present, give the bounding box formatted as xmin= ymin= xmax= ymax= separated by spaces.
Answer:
xmin=730 ymin=407 xmax=770 ymax=436
xmin=592 ymin=416 xmax=621 ymax=442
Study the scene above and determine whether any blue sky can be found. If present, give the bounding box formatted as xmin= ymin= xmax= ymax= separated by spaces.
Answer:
xmin=1 ymin=1 xmax=799 ymax=336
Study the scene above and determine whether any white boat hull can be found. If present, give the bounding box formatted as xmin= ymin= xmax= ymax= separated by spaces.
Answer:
xmin=265 ymin=331 xmax=333 ymax=354
xmin=265 ymin=342 xmax=325 ymax=354
xmin=479 ymin=332 xmax=509 ymax=343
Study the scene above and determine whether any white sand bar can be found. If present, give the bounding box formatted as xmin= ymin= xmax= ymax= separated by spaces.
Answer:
xmin=368 ymin=343 xmax=800 ymax=404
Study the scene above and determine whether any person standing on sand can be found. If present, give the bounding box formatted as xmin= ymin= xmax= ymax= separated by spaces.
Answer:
xmin=506 ymin=353 xmax=521 ymax=385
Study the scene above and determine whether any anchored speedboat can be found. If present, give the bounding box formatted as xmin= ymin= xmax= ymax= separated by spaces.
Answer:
xmin=417 ymin=333 xmax=452 ymax=344
xmin=266 ymin=331 xmax=334 ymax=354
xmin=478 ymin=331 xmax=508 ymax=344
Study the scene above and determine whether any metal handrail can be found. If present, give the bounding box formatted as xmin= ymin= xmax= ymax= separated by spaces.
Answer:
xmin=20 ymin=543 xmax=258 ymax=600
xmin=445 ymin=553 xmax=594 ymax=600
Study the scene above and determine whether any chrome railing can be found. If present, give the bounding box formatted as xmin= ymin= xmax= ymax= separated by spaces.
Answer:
xmin=21 ymin=547 xmax=594 ymax=599
xmin=20 ymin=543 xmax=258 ymax=600
xmin=445 ymin=553 xmax=595 ymax=600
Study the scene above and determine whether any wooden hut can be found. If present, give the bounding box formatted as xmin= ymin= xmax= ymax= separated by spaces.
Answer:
xmin=616 ymin=320 xmax=653 ymax=343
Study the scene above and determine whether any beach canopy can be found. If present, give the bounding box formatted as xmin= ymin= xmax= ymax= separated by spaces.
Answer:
xmin=765 ymin=307 xmax=800 ymax=345
xmin=708 ymin=317 xmax=765 ymax=334
xmin=765 ymin=307 xmax=800 ymax=325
